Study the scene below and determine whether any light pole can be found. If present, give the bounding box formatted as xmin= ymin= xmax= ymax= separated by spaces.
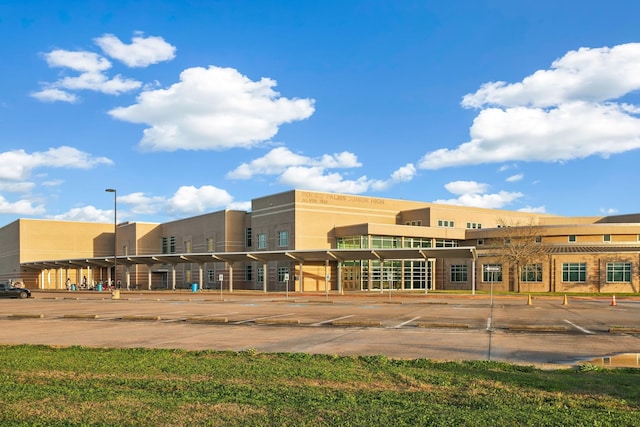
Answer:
xmin=105 ymin=188 xmax=117 ymax=289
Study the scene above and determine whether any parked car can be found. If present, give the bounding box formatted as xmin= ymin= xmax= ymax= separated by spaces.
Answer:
xmin=0 ymin=283 xmax=31 ymax=299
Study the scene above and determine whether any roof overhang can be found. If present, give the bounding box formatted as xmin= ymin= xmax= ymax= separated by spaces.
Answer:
xmin=20 ymin=247 xmax=477 ymax=271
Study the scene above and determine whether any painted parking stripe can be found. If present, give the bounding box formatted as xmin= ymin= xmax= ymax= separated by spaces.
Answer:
xmin=311 ymin=315 xmax=355 ymax=327
xmin=564 ymin=319 xmax=595 ymax=334
xmin=390 ymin=316 xmax=421 ymax=329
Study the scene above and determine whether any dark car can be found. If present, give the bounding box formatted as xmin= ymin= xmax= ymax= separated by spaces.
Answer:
xmin=0 ymin=283 xmax=31 ymax=299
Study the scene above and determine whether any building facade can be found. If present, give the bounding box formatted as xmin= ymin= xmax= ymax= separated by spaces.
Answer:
xmin=2 ymin=189 xmax=639 ymax=293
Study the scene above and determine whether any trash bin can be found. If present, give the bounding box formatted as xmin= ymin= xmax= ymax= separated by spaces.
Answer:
xmin=191 ymin=283 xmax=198 ymax=292
xmin=97 ymin=284 xmax=103 ymax=292
xmin=71 ymin=284 xmax=76 ymax=291
xmin=111 ymin=289 xmax=120 ymax=300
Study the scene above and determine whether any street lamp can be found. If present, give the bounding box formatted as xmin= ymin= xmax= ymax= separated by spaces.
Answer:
xmin=105 ymin=188 xmax=117 ymax=289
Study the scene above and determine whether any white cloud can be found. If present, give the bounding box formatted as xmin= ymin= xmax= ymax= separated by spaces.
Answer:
xmin=51 ymin=205 xmax=113 ymax=222
xmin=109 ymin=66 xmax=315 ymax=151
xmin=167 ymin=185 xmax=234 ymax=215
xmin=30 ymin=88 xmax=78 ymax=103
xmin=55 ymin=71 xmax=141 ymax=95
xmin=506 ymin=173 xmax=523 ymax=183
xmin=518 ymin=205 xmax=547 ymax=214
xmin=33 ymin=38 xmax=151 ymax=102
xmin=444 ymin=180 xmax=489 ymax=196
xmin=389 ymin=163 xmax=416 ymax=183
xmin=462 ymin=43 xmax=640 ymax=108
xmin=279 ymin=166 xmax=375 ymax=193
xmin=419 ymin=43 xmax=640 ymax=170
xmin=600 ymin=207 xmax=619 ymax=214
xmin=227 ymin=147 xmax=414 ymax=194
xmin=118 ymin=192 xmax=165 ymax=215
xmin=227 ymin=147 xmax=360 ymax=179
xmin=44 ymin=50 xmax=111 ymax=73
xmin=95 ymin=33 xmax=176 ymax=67
xmin=0 ymin=181 xmax=35 ymax=192
xmin=0 ymin=196 xmax=45 ymax=215
xmin=433 ymin=180 xmax=523 ymax=209
xmin=0 ymin=146 xmax=112 ymax=181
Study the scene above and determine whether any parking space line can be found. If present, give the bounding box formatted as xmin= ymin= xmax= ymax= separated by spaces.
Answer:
xmin=311 ymin=315 xmax=354 ymax=327
xmin=390 ymin=316 xmax=421 ymax=329
xmin=233 ymin=313 xmax=294 ymax=325
xmin=564 ymin=319 xmax=594 ymax=334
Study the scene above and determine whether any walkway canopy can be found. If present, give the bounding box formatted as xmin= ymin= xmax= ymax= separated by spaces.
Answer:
xmin=21 ymin=247 xmax=477 ymax=271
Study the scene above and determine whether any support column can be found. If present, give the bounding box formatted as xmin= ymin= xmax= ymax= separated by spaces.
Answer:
xmin=148 ymin=266 xmax=153 ymax=290
xmin=337 ymin=262 xmax=343 ymax=295
xmin=471 ymin=258 xmax=476 ymax=295
xmin=228 ymin=264 xmax=234 ymax=293
xmin=125 ymin=265 xmax=131 ymax=290
xmin=171 ymin=264 xmax=176 ymax=290
xmin=263 ymin=262 xmax=268 ymax=292
xmin=198 ymin=263 xmax=204 ymax=290
xmin=297 ymin=262 xmax=303 ymax=293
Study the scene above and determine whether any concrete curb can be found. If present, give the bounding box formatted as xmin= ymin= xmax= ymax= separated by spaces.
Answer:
xmin=416 ymin=322 xmax=469 ymax=329
xmin=331 ymin=320 xmax=382 ymax=327
xmin=121 ymin=315 xmax=162 ymax=321
xmin=8 ymin=313 xmax=44 ymax=319
xmin=508 ymin=325 xmax=567 ymax=332
xmin=255 ymin=318 xmax=301 ymax=325
xmin=63 ymin=314 xmax=100 ymax=319
xmin=608 ymin=326 xmax=640 ymax=333
xmin=186 ymin=317 xmax=228 ymax=323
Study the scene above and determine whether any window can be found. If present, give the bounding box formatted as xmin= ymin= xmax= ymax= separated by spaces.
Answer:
xmin=482 ymin=264 xmax=502 ymax=282
xmin=603 ymin=234 xmax=611 ymax=242
xmin=477 ymin=239 xmax=484 ymax=245
xmin=278 ymin=231 xmax=288 ymax=247
xmin=278 ymin=266 xmax=289 ymax=282
xmin=438 ymin=219 xmax=454 ymax=228
xmin=535 ymin=236 xmax=542 ymax=243
xmin=184 ymin=240 xmax=192 ymax=253
xmin=257 ymin=267 xmax=264 ymax=283
xmin=337 ymin=236 xmax=368 ymax=249
xmin=450 ymin=265 xmax=468 ymax=282
xmin=206 ymin=238 xmax=214 ymax=252
xmin=562 ymin=263 xmax=586 ymax=282
xmin=404 ymin=237 xmax=432 ymax=248
xmin=466 ymin=222 xmax=482 ymax=229
xmin=568 ymin=235 xmax=576 ymax=243
xmin=436 ymin=239 xmax=458 ymax=247
xmin=207 ymin=269 xmax=215 ymax=282
xmin=246 ymin=228 xmax=252 ymax=247
xmin=245 ymin=265 xmax=253 ymax=281
xmin=257 ymin=233 xmax=267 ymax=249
xmin=521 ymin=264 xmax=543 ymax=282
xmin=161 ymin=237 xmax=176 ymax=254
xmin=371 ymin=235 xmax=401 ymax=248
xmin=607 ymin=262 xmax=631 ymax=282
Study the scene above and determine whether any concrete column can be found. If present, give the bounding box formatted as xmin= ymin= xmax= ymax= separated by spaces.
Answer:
xmin=228 ymin=264 xmax=234 ymax=293
xmin=148 ymin=266 xmax=153 ymax=290
xmin=263 ymin=262 xmax=268 ymax=292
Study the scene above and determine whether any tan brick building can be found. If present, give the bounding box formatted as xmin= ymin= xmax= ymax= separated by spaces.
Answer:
xmin=2 ymin=189 xmax=639 ymax=293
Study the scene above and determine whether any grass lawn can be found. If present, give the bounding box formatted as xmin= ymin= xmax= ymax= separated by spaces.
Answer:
xmin=1 ymin=344 xmax=638 ymax=426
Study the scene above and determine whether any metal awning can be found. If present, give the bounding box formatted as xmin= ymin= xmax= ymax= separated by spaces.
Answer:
xmin=21 ymin=247 xmax=477 ymax=271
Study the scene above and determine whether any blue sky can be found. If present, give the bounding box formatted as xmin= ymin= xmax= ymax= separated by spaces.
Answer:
xmin=1 ymin=0 xmax=640 ymax=226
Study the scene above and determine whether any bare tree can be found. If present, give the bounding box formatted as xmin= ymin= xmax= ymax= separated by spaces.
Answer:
xmin=494 ymin=218 xmax=546 ymax=293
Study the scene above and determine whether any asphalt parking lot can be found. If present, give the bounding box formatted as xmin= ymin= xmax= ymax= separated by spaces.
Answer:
xmin=1 ymin=290 xmax=639 ymax=368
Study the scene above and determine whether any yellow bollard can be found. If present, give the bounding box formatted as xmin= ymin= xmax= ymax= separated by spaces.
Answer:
xmin=527 ymin=294 xmax=532 ymax=305
xmin=562 ymin=294 xmax=568 ymax=305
